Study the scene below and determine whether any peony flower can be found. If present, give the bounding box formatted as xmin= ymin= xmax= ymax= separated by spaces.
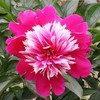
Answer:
xmin=6 ymin=6 xmax=92 ymax=97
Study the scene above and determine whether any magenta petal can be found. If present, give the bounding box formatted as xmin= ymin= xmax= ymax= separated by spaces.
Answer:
xmin=36 ymin=6 xmax=61 ymax=26
xmin=17 ymin=10 xmax=36 ymax=30
xmin=68 ymin=56 xmax=92 ymax=79
xmin=6 ymin=37 xmax=14 ymax=44
xmin=51 ymin=74 xmax=65 ymax=96
xmin=16 ymin=59 xmax=35 ymax=80
xmin=36 ymin=73 xmax=50 ymax=97
xmin=73 ymin=33 xmax=92 ymax=56
xmin=25 ymin=71 xmax=35 ymax=81
xmin=6 ymin=36 xmax=26 ymax=58
xmin=61 ymin=14 xmax=88 ymax=34
xmin=71 ymin=22 xmax=88 ymax=34
xmin=9 ymin=10 xmax=36 ymax=36
xmin=9 ymin=22 xmax=27 ymax=36
xmin=17 ymin=10 xmax=36 ymax=25
xmin=16 ymin=59 xmax=31 ymax=75
xmin=61 ymin=14 xmax=83 ymax=27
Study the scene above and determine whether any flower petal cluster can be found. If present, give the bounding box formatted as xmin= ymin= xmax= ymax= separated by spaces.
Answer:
xmin=6 ymin=6 xmax=92 ymax=97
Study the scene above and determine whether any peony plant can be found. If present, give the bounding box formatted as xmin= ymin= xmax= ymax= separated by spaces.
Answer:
xmin=0 ymin=0 xmax=100 ymax=100
xmin=6 ymin=6 xmax=92 ymax=97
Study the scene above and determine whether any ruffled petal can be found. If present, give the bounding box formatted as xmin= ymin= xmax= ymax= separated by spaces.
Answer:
xmin=9 ymin=10 xmax=36 ymax=36
xmin=17 ymin=10 xmax=36 ymax=26
xmin=9 ymin=22 xmax=27 ymax=36
xmin=72 ymin=33 xmax=92 ymax=56
xmin=61 ymin=14 xmax=88 ymax=34
xmin=36 ymin=6 xmax=61 ymax=26
xmin=36 ymin=73 xmax=50 ymax=97
xmin=50 ymin=74 xmax=65 ymax=96
xmin=6 ymin=36 xmax=26 ymax=58
xmin=68 ymin=56 xmax=92 ymax=79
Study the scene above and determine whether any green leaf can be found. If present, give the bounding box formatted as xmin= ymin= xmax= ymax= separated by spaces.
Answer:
xmin=89 ymin=92 xmax=100 ymax=100
xmin=11 ymin=86 xmax=23 ymax=100
xmin=0 ymin=10 xmax=7 ymax=15
xmin=64 ymin=74 xmax=83 ymax=99
xmin=84 ymin=0 xmax=97 ymax=4
xmin=0 ymin=75 xmax=19 ymax=96
xmin=41 ymin=0 xmax=53 ymax=6
xmin=0 ymin=34 xmax=6 ymax=54
xmin=7 ymin=60 xmax=18 ymax=72
xmin=83 ymin=88 xmax=97 ymax=96
xmin=89 ymin=28 xmax=100 ymax=43
xmin=62 ymin=92 xmax=79 ymax=100
xmin=84 ymin=76 xmax=98 ymax=90
xmin=0 ymin=81 xmax=10 ymax=91
xmin=36 ymin=97 xmax=45 ymax=100
xmin=0 ymin=23 xmax=8 ymax=31
xmin=22 ymin=87 xmax=36 ymax=99
xmin=54 ymin=2 xmax=63 ymax=17
xmin=1 ymin=92 xmax=14 ymax=100
xmin=20 ymin=0 xmax=42 ymax=9
xmin=0 ymin=0 xmax=9 ymax=11
xmin=4 ymin=0 xmax=12 ymax=8
xmin=62 ymin=0 xmax=79 ymax=16
xmin=84 ymin=3 xmax=100 ymax=27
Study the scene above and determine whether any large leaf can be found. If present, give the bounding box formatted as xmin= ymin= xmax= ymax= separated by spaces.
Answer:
xmin=1 ymin=92 xmax=14 ymax=100
xmin=0 ymin=81 xmax=9 ymax=92
xmin=64 ymin=74 xmax=83 ymax=99
xmin=89 ymin=92 xmax=100 ymax=100
xmin=85 ymin=3 xmax=100 ymax=27
xmin=62 ymin=0 xmax=79 ymax=16
xmin=83 ymin=88 xmax=97 ymax=96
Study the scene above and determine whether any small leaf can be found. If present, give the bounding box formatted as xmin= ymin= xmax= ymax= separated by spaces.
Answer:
xmin=11 ymin=86 xmax=23 ymax=100
xmin=83 ymin=88 xmax=97 ymax=96
xmin=54 ymin=2 xmax=63 ymax=17
xmin=4 ymin=0 xmax=12 ymax=8
xmin=84 ymin=0 xmax=97 ymax=4
xmin=22 ymin=87 xmax=36 ymax=99
xmin=62 ymin=0 xmax=79 ymax=16
xmin=61 ymin=91 xmax=79 ymax=100
xmin=89 ymin=28 xmax=100 ymax=43
xmin=0 ymin=0 xmax=9 ymax=11
xmin=85 ymin=3 xmax=100 ymax=27
xmin=64 ymin=74 xmax=83 ymax=99
xmin=84 ymin=76 xmax=98 ymax=90
xmin=42 ymin=0 xmax=53 ymax=6
xmin=0 ymin=34 xmax=6 ymax=54
xmin=20 ymin=0 xmax=42 ymax=9
xmin=0 ymin=23 xmax=8 ymax=31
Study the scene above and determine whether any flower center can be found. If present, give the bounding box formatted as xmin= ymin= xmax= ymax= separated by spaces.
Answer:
xmin=22 ymin=22 xmax=79 ymax=79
